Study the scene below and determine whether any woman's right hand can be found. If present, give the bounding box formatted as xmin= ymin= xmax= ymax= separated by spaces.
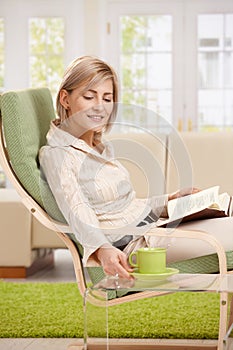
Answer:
xmin=168 ymin=187 xmax=200 ymax=201
xmin=95 ymin=244 xmax=134 ymax=280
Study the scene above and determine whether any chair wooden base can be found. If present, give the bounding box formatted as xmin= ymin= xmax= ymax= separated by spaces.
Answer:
xmin=67 ymin=338 xmax=219 ymax=350
xmin=0 ymin=249 xmax=54 ymax=278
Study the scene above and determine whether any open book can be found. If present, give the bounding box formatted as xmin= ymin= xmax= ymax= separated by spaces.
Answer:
xmin=157 ymin=186 xmax=233 ymax=227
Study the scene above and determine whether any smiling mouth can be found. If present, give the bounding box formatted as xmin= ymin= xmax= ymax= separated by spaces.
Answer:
xmin=87 ymin=115 xmax=105 ymax=121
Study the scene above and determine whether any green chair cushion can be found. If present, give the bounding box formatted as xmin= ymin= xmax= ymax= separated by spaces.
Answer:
xmin=168 ymin=250 xmax=233 ymax=274
xmin=0 ymin=88 xmax=65 ymax=222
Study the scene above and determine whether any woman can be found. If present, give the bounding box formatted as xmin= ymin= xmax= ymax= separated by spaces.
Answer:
xmin=39 ymin=55 xmax=232 ymax=279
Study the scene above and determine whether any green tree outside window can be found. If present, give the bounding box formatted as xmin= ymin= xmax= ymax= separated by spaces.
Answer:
xmin=120 ymin=15 xmax=172 ymax=128
xmin=29 ymin=18 xmax=65 ymax=99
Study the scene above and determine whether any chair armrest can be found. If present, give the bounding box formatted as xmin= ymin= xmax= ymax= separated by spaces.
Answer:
xmin=144 ymin=227 xmax=227 ymax=275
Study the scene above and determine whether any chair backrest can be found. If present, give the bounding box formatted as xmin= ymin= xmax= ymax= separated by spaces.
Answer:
xmin=0 ymin=87 xmax=65 ymax=222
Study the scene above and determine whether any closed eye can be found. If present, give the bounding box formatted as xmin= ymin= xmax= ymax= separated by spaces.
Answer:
xmin=104 ymin=98 xmax=112 ymax=103
xmin=83 ymin=96 xmax=93 ymax=100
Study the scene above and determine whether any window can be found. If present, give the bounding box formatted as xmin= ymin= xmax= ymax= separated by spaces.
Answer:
xmin=1 ymin=0 xmax=84 ymax=188
xmin=0 ymin=18 xmax=6 ymax=186
xmin=120 ymin=15 xmax=172 ymax=127
xmin=106 ymin=0 xmax=233 ymax=131
xmin=29 ymin=17 xmax=65 ymax=98
xmin=1 ymin=0 xmax=83 ymax=92
xmin=0 ymin=19 xmax=4 ymax=92
xmin=198 ymin=14 xmax=233 ymax=130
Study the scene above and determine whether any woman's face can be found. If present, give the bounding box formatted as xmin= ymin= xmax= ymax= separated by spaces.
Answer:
xmin=60 ymin=79 xmax=114 ymax=135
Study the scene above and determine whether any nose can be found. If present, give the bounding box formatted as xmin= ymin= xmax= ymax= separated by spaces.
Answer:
xmin=93 ymin=99 xmax=105 ymax=112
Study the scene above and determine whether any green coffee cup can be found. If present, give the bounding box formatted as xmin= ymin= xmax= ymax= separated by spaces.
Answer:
xmin=129 ymin=247 xmax=166 ymax=274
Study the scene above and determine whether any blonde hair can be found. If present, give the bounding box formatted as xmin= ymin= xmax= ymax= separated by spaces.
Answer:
xmin=56 ymin=56 xmax=119 ymax=133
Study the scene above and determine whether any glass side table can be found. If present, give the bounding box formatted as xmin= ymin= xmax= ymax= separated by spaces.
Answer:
xmin=84 ymin=273 xmax=233 ymax=350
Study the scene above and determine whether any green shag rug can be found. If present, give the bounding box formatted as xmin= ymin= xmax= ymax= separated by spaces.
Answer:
xmin=0 ymin=280 xmax=221 ymax=339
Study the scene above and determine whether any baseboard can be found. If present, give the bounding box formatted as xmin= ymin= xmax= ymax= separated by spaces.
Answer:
xmin=0 ymin=249 xmax=54 ymax=278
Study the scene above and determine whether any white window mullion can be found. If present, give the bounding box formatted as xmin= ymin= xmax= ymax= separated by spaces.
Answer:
xmin=63 ymin=0 xmax=84 ymax=65
xmin=183 ymin=2 xmax=198 ymax=131
xmin=106 ymin=2 xmax=122 ymax=71
xmin=172 ymin=2 xmax=185 ymax=131
xmin=5 ymin=12 xmax=29 ymax=89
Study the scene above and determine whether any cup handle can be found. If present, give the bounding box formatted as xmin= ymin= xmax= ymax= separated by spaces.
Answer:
xmin=129 ymin=251 xmax=138 ymax=268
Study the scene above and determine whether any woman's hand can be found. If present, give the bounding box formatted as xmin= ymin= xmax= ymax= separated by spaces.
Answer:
xmin=95 ymin=244 xmax=134 ymax=280
xmin=168 ymin=187 xmax=200 ymax=201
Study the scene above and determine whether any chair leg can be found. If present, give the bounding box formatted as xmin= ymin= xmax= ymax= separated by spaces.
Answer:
xmin=218 ymin=292 xmax=228 ymax=350
xmin=228 ymin=293 xmax=233 ymax=329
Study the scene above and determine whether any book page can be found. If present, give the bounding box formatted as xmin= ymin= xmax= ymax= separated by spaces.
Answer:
xmin=218 ymin=192 xmax=231 ymax=214
xmin=166 ymin=186 xmax=220 ymax=222
xmin=228 ymin=196 xmax=233 ymax=216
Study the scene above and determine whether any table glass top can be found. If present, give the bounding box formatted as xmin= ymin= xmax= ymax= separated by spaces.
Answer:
xmin=92 ymin=273 xmax=233 ymax=293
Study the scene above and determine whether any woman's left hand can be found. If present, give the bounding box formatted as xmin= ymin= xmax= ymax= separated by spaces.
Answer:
xmin=168 ymin=187 xmax=200 ymax=201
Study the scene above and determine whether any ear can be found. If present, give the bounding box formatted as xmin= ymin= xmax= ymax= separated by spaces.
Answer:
xmin=59 ymin=89 xmax=70 ymax=110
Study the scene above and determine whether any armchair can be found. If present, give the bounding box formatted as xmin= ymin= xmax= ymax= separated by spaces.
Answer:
xmin=0 ymin=87 xmax=231 ymax=349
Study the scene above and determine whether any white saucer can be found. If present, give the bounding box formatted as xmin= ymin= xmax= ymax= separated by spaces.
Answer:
xmin=131 ymin=267 xmax=179 ymax=281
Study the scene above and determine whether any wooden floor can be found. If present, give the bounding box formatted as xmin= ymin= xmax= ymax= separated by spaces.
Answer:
xmin=1 ymin=249 xmax=233 ymax=350
xmin=0 ymin=337 xmax=226 ymax=350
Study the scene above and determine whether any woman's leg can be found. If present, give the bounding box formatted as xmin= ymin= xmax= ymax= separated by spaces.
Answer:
xmin=146 ymin=217 xmax=233 ymax=263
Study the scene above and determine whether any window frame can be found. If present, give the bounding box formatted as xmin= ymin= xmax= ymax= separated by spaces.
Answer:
xmin=1 ymin=0 xmax=84 ymax=91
